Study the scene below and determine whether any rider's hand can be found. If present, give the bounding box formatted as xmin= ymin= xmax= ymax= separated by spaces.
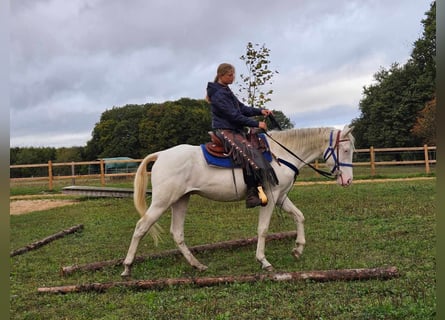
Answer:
xmin=258 ymin=121 xmax=268 ymax=130
xmin=261 ymin=109 xmax=273 ymax=117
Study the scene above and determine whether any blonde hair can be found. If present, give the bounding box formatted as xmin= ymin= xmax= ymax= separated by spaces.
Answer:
xmin=214 ymin=63 xmax=235 ymax=82
xmin=206 ymin=63 xmax=235 ymax=103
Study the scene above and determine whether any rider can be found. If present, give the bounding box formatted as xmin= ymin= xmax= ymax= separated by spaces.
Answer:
xmin=206 ymin=63 xmax=279 ymax=208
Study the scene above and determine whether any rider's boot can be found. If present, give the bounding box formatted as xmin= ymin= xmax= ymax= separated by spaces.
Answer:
xmin=246 ymin=187 xmax=261 ymax=208
xmin=246 ymin=186 xmax=268 ymax=208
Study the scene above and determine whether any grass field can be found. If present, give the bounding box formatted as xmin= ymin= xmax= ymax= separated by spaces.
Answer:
xmin=10 ymin=179 xmax=435 ymax=319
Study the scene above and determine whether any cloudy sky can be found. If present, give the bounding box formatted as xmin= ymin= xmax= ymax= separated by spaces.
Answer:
xmin=10 ymin=0 xmax=431 ymax=148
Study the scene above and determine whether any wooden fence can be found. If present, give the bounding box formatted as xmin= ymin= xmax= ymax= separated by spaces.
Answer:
xmin=10 ymin=145 xmax=436 ymax=191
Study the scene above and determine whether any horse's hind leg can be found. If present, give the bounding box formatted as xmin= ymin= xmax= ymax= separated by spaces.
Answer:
xmin=121 ymin=207 xmax=164 ymax=278
xmin=280 ymin=196 xmax=306 ymax=259
xmin=170 ymin=195 xmax=208 ymax=271
xmin=256 ymin=205 xmax=275 ymax=271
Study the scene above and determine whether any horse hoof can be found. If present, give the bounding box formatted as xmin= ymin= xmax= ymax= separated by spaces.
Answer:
xmin=292 ymin=248 xmax=302 ymax=259
xmin=264 ymin=266 xmax=275 ymax=272
xmin=263 ymin=265 xmax=274 ymax=272
xmin=195 ymin=264 xmax=208 ymax=272
xmin=121 ymin=265 xmax=132 ymax=278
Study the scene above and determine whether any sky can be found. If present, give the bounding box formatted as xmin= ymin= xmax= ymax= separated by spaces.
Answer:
xmin=10 ymin=0 xmax=431 ymax=148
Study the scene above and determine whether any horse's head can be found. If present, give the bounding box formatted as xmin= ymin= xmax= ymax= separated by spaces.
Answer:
xmin=323 ymin=124 xmax=355 ymax=187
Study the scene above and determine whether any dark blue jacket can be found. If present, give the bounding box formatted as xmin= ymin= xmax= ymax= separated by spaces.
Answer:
xmin=207 ymin=82 xmax=263 ymax=130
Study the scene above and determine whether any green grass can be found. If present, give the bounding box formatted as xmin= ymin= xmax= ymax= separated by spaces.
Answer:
xmin=10 ymin=180 xmax=436 ymax=319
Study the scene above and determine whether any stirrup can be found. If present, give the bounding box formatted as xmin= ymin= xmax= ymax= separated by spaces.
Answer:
xmin=257 ymin=186 xmax=268 ymax=206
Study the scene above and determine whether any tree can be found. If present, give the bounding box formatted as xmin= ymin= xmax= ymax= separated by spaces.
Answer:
xmin=238 ymin=42 xmax=279 ymax=109
xmin=139 ymin=99 xmax=211 ymax=155
xmin=10 ymin=147 xmax=56 ymax=178
xmin=411 ymin=96 xmax=436 ymax=145
xmin=265 ymin=110 xmax=294 ymax=130
xmin=84 ymin=99 xmax=212 ymax=159
xmin=85 ymin=104 xmax=146 ymax=159
xmin=53 ymin=147 xmax=86 ymax=176
xmin=351 ymin=1 xmax=435 ymax=148
xmin=238 ymin=42 xmax=293 ymax=130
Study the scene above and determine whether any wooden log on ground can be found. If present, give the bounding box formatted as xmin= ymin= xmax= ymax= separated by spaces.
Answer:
xmin=62 ymin=186 xmax=152 ymax=198
xmin=10 ymin=224 xmax=84 ymax=257
xmin=61 ymin=231 xmax=298 ymax=275
xmin=39 ymin=266 xmax=399 ymax=294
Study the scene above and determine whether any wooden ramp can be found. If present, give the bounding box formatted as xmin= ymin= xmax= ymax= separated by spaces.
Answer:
xmin=62 ymin=186 xmax=151 ymax=198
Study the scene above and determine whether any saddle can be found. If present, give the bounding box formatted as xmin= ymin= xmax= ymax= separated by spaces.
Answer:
xmin=205 ymin=130 xmax=267 ymax=158
xmin=205 ymin=132 xmax=227 ymax=157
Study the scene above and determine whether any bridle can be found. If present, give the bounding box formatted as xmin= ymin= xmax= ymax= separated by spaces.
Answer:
xmin=264 ymin=128 xmax=353 ymax=180
xmin=322 ymin=130 xmax=353 ymax=180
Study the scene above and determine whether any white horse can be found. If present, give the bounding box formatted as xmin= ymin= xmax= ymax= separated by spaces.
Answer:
xmin=121 ymin=125 xmax=355 ymax=277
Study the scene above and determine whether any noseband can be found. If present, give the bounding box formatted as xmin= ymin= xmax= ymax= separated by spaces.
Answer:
xmin=323 ymin=130 xmax=353 ymax=177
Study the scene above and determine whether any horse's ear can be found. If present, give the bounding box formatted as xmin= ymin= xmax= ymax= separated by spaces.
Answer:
xmin=341 ymin=125 xmax=354 ymax=138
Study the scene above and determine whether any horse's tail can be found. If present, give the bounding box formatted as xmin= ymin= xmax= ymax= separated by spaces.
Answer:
xmin=133 ymin=152 xmax=163 ymax=246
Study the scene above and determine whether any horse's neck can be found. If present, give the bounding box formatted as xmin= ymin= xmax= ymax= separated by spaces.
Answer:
xmin=269 ymin=128 xmax=330 ymax=168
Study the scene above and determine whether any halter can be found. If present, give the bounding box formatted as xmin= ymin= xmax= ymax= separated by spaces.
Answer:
xmin=264 ymin=128 xmax=352 ymax=180
xmin=323 ymin=130 xmax=353 ymax=177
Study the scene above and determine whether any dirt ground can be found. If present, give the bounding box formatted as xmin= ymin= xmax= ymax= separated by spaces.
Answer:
xmin=10 ymin=199 xmax=78 ymax=215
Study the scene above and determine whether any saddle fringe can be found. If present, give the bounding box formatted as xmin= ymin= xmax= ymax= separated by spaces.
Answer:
xmin=214 ymin=129 xmax=279 ymax=187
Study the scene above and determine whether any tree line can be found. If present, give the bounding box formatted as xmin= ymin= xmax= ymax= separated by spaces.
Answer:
xmin=351 ymin=1 xmax=436 ymax=148
xmin=10 ymin=1 xmax=435 ymax=168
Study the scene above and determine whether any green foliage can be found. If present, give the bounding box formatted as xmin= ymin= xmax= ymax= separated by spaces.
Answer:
xmin=237 ymin=42 xmax=292 ymax=130
xmin=10 ymin=147 xmax=57 ymax=178
xmin=411 ymin=97 xmax=436 ymax=145
xmin=10 ymin=180 xmax=435 ymax=319
xmin=265 ymin=109 xmax=294 ymax=130
xmin=138 ymin=98 xmax=211 ymax=155
xmin=238 ymin=42 xmax=279 ymax=108
xmin=10 ymin=147 xmax=56 ymax=165
xmin=351 ymin=2 xmax=436 ymax=148
xmin=85 ymin=98 xmax=211 ymax=158
xmin=85 ymin=104 xmax=146 ymax=159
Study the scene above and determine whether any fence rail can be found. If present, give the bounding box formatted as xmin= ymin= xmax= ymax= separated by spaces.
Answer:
xmin=10 ymin=145 xmax=436 ymax=191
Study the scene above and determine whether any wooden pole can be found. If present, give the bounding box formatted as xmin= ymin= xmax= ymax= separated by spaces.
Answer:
xmin=48 ymin=160 xmax=53 ymax=191
xmin=71 ymin=162 xmax=76 ymax=185
xmin=100 ymin=159 xmax=105 ymax=186
xmin=370 ymin=146 xmax=375 ymax=176
xmin=39 ymin=266 xmax=399 ymax=294
xmin=60 ymin=231 xmax=298 ymax=275
xmin=423 ymin=144 xmax=430 ymax=174
xmin=10 ymin=224 xmax=84 ymax=257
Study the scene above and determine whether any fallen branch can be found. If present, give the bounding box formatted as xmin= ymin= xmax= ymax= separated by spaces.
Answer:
xmin=61 ymin=231 xmax=298 ymax=275
xmin=10 ymin=224 xmax=84 ymax=257
xmin=39 ymin=266 xmax=399 ymax=293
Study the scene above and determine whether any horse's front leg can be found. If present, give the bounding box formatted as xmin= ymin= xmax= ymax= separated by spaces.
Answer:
xmin=281 ymin=196 xmax=306 ymax=259
xmin=256 ymin=205 xmax=274 ymax=271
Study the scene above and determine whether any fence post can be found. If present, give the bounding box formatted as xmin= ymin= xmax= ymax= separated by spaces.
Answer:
xmin=48 ymin=161 xmax=53 ymax=191
xmin=71 ymin=162 xmax=76 ymax=185
xmin=100 ymin=159 xmax=105 ymax=186
xmin=370 ymin=146 xmax=375 ymax=176
xmin=423 ymin=144 xmax=430 ymax=174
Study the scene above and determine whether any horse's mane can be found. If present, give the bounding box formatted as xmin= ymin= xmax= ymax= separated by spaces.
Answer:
xmin=269 ymin=127 xmax=334 ymax=151
xmin=270 ymin=127 xmax=355 ymax=151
